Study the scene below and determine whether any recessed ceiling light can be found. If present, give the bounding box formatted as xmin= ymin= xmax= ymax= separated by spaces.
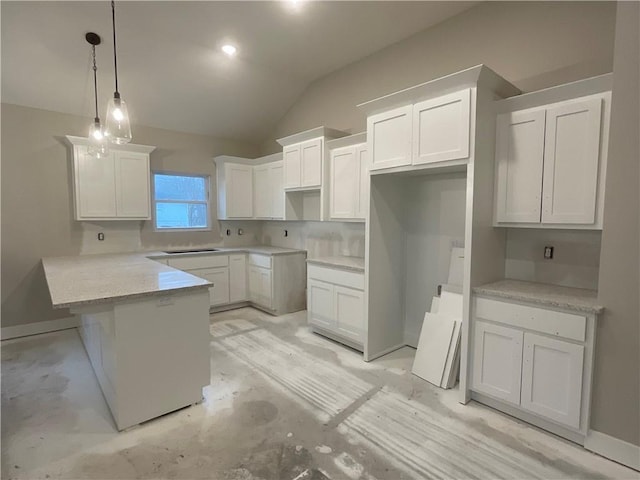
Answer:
xmin=221 ymin=44 xmax=237 ymax=57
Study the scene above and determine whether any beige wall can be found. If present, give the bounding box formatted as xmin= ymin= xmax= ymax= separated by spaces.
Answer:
xmin=1 ymin=103 xmax=259 ymax=329
xmin=261 ymin=1 xmax=616 ymax=153
xmin=592 ymin=2 xmax=640 ymax=447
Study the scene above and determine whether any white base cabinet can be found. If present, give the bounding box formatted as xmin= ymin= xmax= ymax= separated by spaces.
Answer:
xmin=471 ymin=295 xmax=596 ymax=441
xmin=307 ymin=264 xmax=365 ymax=350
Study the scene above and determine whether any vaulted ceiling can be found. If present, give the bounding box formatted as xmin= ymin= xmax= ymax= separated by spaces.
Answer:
xmin=1 ymin=1 xmax=476 ymax=143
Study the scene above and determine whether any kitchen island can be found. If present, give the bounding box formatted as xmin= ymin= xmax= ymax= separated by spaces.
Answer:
xmin=42 ymin=253 xmax=212 ymax=431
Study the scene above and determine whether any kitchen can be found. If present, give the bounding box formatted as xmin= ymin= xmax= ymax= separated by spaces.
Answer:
xmin=1 ymin=1 xmax=638 ymax=479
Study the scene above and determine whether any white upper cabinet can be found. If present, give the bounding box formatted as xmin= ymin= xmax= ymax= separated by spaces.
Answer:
xmin=300 ymin=138 xmax=323 ymax=188
xmin=366 ymin=89 xmax=471 ymax=172
xmin=283 ymin=145 xmax=302 ymax=189
xmin=253 ymin=161 xmax=284 ymax=219
xmin=495 ymin=110 xmax=546 ymax=223
xmin=413 ymin=89 xmax=470 ymax=165
xmin=367 ymin=105 xmax=413 ymax=170
xmin=541 ymin=98 xmax=602 ymax=225
xmin=216 ymin=161 xmax=253 ymax=219
xmin=329 ymin=140 xmax=369 ymax=221
xmin=67 ymin=136 xmax=154 ymax=221
xmin=494 ymin=91 xmax=608 ymax=229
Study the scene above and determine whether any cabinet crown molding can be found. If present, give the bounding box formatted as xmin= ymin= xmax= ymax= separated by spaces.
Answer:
xmin=326 ymin=132 xmax=367 ymax=150
xmin=276 ymin=126 xmax=349 ymax=147
xmin=65 ymin=135 xmax=156 ymax=154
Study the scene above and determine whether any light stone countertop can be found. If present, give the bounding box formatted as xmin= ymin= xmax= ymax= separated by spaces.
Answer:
xmin=473 ymin=279 xmax=603 ymax=314
xmin=306 ymin=256 xmax=365 ymax=273
xmin=148 ymin=245 xmax=307 ymax=259
xmin=42 ymin=253 xmax=212 ymax=309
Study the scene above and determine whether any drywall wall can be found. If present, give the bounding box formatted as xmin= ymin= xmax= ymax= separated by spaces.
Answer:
xmin=591 ymin=2 xmax=640 ymax=447
xmin=260 ymin=220 xmax=365 ymax=259
xmin=261 ymin=1 xmax=615 ymax=153
xmin=505 ymin=229 xmax=601 ymax=290
xmin=1 ymin=103 xmax=259 ymax=329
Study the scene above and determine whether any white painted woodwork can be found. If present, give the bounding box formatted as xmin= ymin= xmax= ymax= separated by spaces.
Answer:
xmin=301 ymin=138 xmax=323 ymax=188
xmin=76 ymin=290 xmax=210 ymax=430
xmin=166 ymin=254 xmax=228 ymax=271
xmin=541 ymin=98 xmax=602 ymax=224
xmin=330 ymin=146 xmax=358 ymax=218
xmin=229 ymin=254 xmax=247 ymax=303
xmin=472 ymin=321 xmax=523 ymax=405
xmin=355 ymin=145 xmax=370 ymax=219
xmin=283 ymin=144 xmax=302 ymax=189
xmin=199 ymin=267 xmax=230 ymax=307
xmin=494 ymin=109 xmax=546 ymax=223
xmin=307 ymin=264 xmax=365 ymax=290
xmin=367 ymin=105 xmax=413 ymax=171
xmin=253 ymin=164 xmax=271 ymax=219
xmin=521 ymin=332 xmax=584 ymax=429
xmin=413 ymin=89 xmax=471 ymax=165
xmin=473 ymin=297 xmax=587 ymax=342
xmin=248 ymin=253 xmax=272 ymax=269
xmin=226 ymin=164 xmax=253 ymax=218
xmin=334 ymin=285 xmax=365 ymax=342
xmin=113 ymin=151 xmax=150 ymax=218
xmin=307 ymin=279 xmax=335 ymax=329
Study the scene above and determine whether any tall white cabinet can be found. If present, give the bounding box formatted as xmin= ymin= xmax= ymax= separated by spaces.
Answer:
xmin=327 ymin=133 xmax=369 ymax=221
xmin=66 ymin=136 xmax=155 ymax=221
xmin=494 ymin=89 xmax=610 ymax=229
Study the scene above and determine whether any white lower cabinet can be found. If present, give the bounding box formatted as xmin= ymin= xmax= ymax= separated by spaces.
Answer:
xmin=229 ymin=254 xmax=247 ymax=303
xmin=521 ymin=332 xmax=584 ymax=429
xmin=199 ymin=268 xmax=230 ymax=307
xmin=248 ymin=265 xmax=273 ymax=309
xmin=471 ymin=295 xmax=595 ymax=440
xmin=307 ymin=264 xmax=365 ymax=350
xmin=472 ymin=321 xmax=523 ymax=405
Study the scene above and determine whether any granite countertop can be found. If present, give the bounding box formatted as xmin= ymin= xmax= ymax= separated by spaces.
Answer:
xmin=149 ymin=245 xmax=307 ymax=258
xmin=307 ymin=256 xmax=365 ymax=273
xmin=473 ymin=279 xmax=603 ymax=314
xmin=42 ymin=253 xmax=212 ymax=309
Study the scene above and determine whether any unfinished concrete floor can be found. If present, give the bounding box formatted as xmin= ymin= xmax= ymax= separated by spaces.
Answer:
xmin=2 ymin=307 xmax=637 ymax=479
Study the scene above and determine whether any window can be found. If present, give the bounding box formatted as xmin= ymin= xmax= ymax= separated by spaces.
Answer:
xmin=152 ymin=172 xmax=210 ymax=231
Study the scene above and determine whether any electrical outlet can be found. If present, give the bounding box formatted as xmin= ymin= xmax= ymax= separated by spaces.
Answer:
xmin=284 ymin=230 xmax=288 ymax=237
xmin=226 ymin=229 xmax=231 ymax=236
xmin=544 ymin=246 xmax=554 ymax=259
xmin=97 ymin=232 xmax=105 ymax=241
xmin=238 ymin=228 xmax=244 ymax=236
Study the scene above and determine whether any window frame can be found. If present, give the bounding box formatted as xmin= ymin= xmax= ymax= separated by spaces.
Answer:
xmin=151 ymin=170 xmax=212 ymax=232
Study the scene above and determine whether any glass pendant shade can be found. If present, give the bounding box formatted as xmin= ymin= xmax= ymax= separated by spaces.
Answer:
xmin=105 ymin=95 xmax=132 ymax=144
xmin=88 ymin=120 xmax=109 ymax=158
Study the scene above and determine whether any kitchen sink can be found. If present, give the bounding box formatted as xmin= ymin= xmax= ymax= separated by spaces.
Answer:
xmin=163 ymin=248 xmax=220 ymax=254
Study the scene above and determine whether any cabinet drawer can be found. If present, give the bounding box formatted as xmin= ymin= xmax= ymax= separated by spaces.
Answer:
xmin=307 ymin=264 xmax=364 ymax=290
xmin=248 ymin=253 xmax=272 ymax=269
xmin=167 ymin=254 xmax=229 ymax=271
xmin=473 ymin=297 xmax=586 ymax=342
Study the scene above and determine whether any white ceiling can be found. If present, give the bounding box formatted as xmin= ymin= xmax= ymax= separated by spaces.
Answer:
xmin=1 ymin=1 xmax=476 ymax=143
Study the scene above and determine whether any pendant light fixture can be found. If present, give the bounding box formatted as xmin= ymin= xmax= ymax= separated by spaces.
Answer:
xmin=104 ymin=0 xmax=132 ymax=144
xmin=86 ymin=32 xmax=109 ymax=158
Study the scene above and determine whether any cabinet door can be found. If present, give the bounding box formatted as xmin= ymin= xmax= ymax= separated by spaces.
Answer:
xmin=283 ymin=145 xmax=301 ymax=189
xmin=330 ymin=146 xmax=357 ymax=219
xmin=495 ymin=110 xmax=546 ymax=223
xmin=114 ymin=151 xmax=150 ymax=218
xmin=308 ymin=279 xmax=334 ymax=329
xmin=355 ymin=145 xmax=369 ymax=219
xmin=249 ymin=266 xmax=272 ymax=308
xmin=253 ymin=164 xmax=271 ymax=219
xmin=334 ymin=285 xmax=364 ymax=342
xmin=248 ymin=266 xmax=261 ymax=304
xmin=472 ymin=321 xmax=523 ymax=405
xmin=300 ymin=138 xmax=323 ymax=188
xmin=367 ymin=105 xmax=413 ymax=171
xmin=227 ymin=164 xmax=253 ymax=218
xmin=75 ymin=147 xmax=117 ymax=219
xmin=229 ymin=254 xmax=247 ymax=303
xmin=541 ymin=98 xmax=602 ymax=225
xmin=269 ymin=162 xmax=285 ymax=219
xmin=521 ymin=333 xmax=584 ymax=429
xmin=413 ymin=89 xmax=471 ymax=165
xmin=200 ymin=268 xmax=230 ymax=306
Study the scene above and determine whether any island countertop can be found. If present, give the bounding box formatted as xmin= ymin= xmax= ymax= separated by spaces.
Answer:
xmin=42 ymin=253 xmax=212 ymax=309
xmin=473 ymin=279 xmax=603 ymax=314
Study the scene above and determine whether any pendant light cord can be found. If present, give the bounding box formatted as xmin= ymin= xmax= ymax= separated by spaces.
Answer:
xmin=111 ymin=0 xmax=119 ymax=95
xmin=92 ymin=45 xmax=99 ymax=121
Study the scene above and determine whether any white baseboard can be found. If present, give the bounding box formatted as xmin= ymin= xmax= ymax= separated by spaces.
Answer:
xmin=1 ymin=317 xmax=79 ymax=341
xmin=585 ymin=430 xmax=640 ymax=471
